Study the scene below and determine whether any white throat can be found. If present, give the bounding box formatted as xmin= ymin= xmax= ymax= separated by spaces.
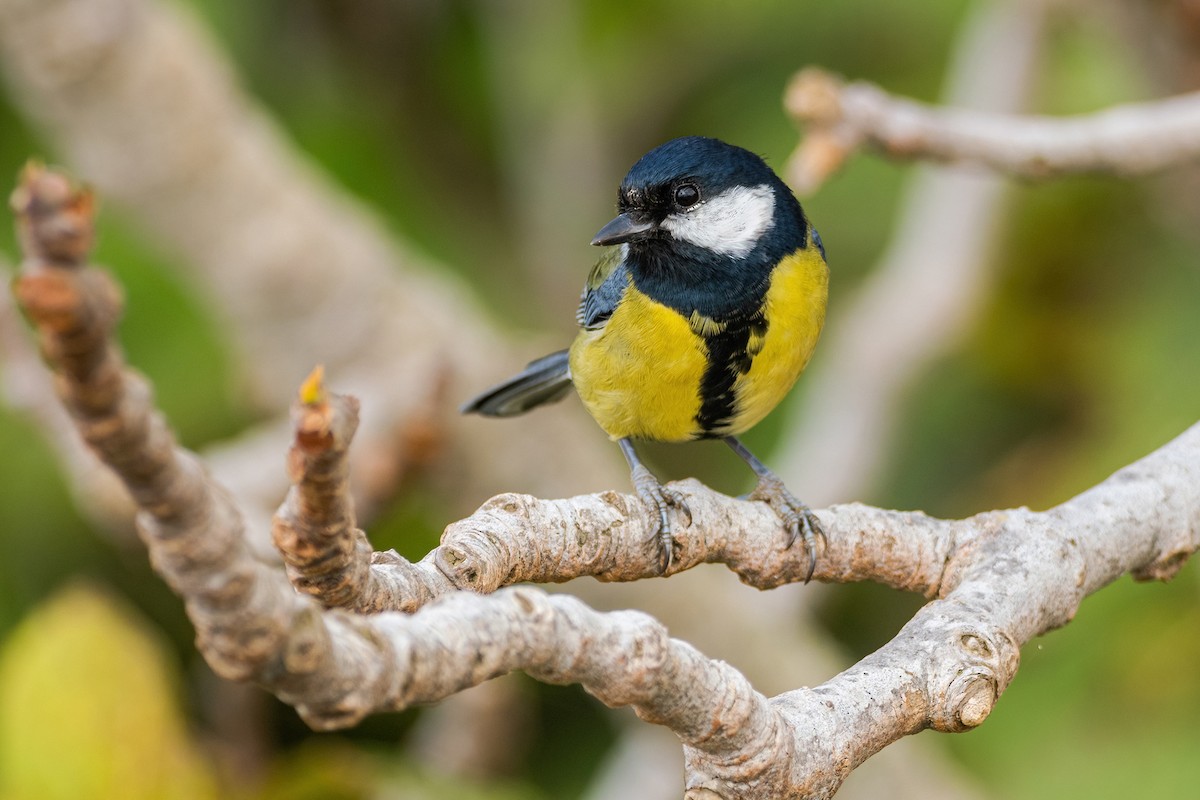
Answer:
xmin=659 ymin=183 xmax=775 ymax=258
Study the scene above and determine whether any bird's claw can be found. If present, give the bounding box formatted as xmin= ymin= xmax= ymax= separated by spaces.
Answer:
xmin=750 ymin=475 xmax=823 ymax=583
xmin=630 ymin=464 xmax=691 ymax=573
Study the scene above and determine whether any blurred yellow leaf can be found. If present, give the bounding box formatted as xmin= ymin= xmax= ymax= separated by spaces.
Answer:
xmin=0 ymin=583 xmax=218 ymax=800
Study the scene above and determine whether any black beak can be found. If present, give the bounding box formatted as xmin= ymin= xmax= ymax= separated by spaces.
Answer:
xmin=591 ymin=212 xmax=658 ymax=246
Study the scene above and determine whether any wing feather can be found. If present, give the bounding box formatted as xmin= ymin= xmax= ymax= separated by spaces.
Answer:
xmin=576 ymin=247 xmax=629 ymax=331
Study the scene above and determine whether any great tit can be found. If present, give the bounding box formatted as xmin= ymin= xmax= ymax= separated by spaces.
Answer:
xmin=463 ymin=136 xmax=829 ymax=578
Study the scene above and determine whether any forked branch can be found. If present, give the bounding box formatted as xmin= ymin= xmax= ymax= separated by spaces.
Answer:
xmin=11 ymin=165 xmax=1198 ymax=798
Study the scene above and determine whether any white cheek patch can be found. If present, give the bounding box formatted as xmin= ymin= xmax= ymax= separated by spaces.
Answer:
xmin=659 ymin=183 xmax=776 ymax=258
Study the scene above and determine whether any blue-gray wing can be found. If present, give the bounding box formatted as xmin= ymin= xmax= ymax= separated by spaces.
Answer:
xmin=576 ymin=247 xmax=629 ymax=331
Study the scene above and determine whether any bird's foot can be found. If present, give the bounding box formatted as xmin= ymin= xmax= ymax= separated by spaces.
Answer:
xmin=630 ymin=464 xmax=691 ymax=573
xmin=750 ymin=474 xmax=823 ymax=582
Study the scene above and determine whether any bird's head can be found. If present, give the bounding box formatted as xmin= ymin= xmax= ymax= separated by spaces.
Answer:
xmin=590 ymin=136 xmax=802 ymax=261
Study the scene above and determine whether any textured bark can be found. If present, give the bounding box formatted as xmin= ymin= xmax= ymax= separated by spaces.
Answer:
xmin=785 ymin=67 xmax=1200 ymax=193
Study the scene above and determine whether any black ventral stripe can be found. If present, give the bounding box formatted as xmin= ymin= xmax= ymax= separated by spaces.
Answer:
xmin=695 ymin=310 xmax=768 ymax=435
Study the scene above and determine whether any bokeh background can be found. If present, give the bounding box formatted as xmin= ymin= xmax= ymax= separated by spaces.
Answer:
xmin=1 ymin=0 xmax=1199 ymax=798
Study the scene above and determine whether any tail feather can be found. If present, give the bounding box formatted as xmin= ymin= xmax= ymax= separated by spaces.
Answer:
xmin=460 ymin=349 xmax=573 ymax=417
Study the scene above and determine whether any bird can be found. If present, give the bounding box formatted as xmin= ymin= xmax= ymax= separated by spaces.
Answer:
xmin=462 ymin=135 xmax=829 ymax=579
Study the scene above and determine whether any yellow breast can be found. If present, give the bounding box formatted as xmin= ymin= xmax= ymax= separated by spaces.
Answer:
xmin=723 ymin=246 xmax=828 ymax=435
xmin=569 ymin=288 xmax=707 ymax=442
xmin=569 ymin=245 xmax=828 ymax=443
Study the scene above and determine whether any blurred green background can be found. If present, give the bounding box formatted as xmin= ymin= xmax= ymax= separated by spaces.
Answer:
xmin=1 ymin=0 xmax=1199 ymax=798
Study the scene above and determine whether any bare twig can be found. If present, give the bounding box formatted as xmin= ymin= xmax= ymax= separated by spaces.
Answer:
xmin=271 ymin=366 xmax=453 ymax=614
xmin=12 ymin=163 xmax=1198 ymax=798
xmin=0 ymin=255 xmax=137 ymax=532
xmin=785 ymin=69 xmax=1200 ymax=192
xmin=271 ymin=366 xmax=369 ymax=608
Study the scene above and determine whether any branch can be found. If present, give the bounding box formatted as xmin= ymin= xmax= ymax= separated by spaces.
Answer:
xmin=8 ymin=163 xmax=754 ymax=741
xmin=784 ymin=67 xmax=1200 ymax=192
xmin=266 ymin=354 xmax=951 ymax=600
xmin=0 ymin=255 xmax=138 ymax=534
xmin=271 ymin=367 xmax=453 ymax=613
xmin=12 ymin=163 xmax=1198 ymax=798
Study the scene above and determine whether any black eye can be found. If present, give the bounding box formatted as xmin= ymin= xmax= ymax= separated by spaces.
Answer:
xmin=674 ymin=183 xmax=700 ymax=208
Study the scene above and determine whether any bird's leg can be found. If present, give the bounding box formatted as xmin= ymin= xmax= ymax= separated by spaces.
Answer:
xmin=618 ymin=437 xmax=691 ymax=572
xmin=723 ymin=436 xmax=823 ymax=582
